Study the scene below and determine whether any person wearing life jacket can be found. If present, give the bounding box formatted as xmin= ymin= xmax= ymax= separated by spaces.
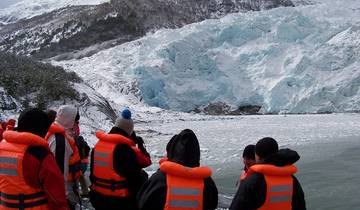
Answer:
xmin=229 ymin=137 xmax=306 ymax=210
xmin=238 ymin=144 xmax=256 ymax=184
xmin=45 ymin=105 xmax=81 ymax=210
xmin=89 ymin=108 xmax=150 ymax=210
xmin=137 ymin=129 xmax=218 ymax=210
xmin=73 ymin=113 xmax=90 ymax=197
xmin=0 ymin=108 xmax=69 ymax=210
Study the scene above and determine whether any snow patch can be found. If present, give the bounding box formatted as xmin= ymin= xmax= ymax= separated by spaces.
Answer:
xmin=0 ymin=0 xmax=110 ymax=24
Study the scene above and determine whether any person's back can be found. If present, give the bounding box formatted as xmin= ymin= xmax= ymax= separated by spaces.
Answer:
xmin=89 ymin=108 xmax=148 ymax=210
xmin=45 ymin=105 xmax=80 ymax=209
xmin=0 ymin=108 xmax=69 ymax=210
xmin=230 ymin=137 xmax=306 ymax=210
xmin=137 ymin=129 xmax=218 ymax=210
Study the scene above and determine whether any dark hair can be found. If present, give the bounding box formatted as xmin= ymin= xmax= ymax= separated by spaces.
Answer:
xmin=255 ymin=137 xmax=278 ymax=159
xmin=166 ymin=135 xmax=178 ymax=153
xmin=243 ymin=144 xmax=255 ymax=159
xmin=17 ymin=108 xmax=52 ymax=138
xmin=46 ymin=109 xmax=57 ymax=123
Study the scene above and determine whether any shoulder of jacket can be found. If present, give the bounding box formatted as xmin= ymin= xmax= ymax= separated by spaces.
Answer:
xmin=26 ymin=146 xmax=51 ymax=161
xmin=243 ymin=172 xmax=265 ymax=185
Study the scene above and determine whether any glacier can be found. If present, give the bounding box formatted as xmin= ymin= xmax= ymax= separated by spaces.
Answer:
xmin=54 ymin=0 xmax=360 ymax=114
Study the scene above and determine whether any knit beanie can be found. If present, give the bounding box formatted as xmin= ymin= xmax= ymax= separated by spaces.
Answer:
xmin=242 ymin=144 xmax=255 ymax=160
xmin=255 ymin=137 xmax=279 ymax=159
xmin=17 ymin=108 xmax=52 ymax=138
xmin=115 ymin=108 xmax=134 ymax=136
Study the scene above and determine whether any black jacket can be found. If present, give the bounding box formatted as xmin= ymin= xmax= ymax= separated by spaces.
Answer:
xmin=137 ymin=129 xmax=218 ymax=210
xmin=229 ymin=149 xmax=306 ymax=210
xmin=89 ymin=127 xmax=148 ymax=210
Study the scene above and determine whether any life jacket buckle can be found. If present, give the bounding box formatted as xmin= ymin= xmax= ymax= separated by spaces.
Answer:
xmin=18 ymin=193 xmax=25 ymax=210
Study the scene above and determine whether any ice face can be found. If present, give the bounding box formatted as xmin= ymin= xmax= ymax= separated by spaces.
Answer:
xmin=54 ymin=0 xmax=360 ymax=114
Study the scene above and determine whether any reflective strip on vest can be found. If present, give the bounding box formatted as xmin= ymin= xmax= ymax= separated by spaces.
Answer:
xmin=169 ymin=187 xmax=200 ymax=208
xmin=170 ymin=200 xmax=199 ymax=208
xmin=94 ymin=160 xmax=109 ymax=167
xmin=0 ymin=157 xmax=18 ymax=165
xmin=269 ymin=184 xmax=292 ymax=203
xmin=95 ymin=151 xmax=109 ymax=158
xmin=171 ymin=187 xmax=200 ymax=196
xmin=270 ymin=185 xmax=291 ymax=193
xmin=0 ymin=156 xmax=18 ymax=176
xmin=270 ymin=195 xmax=291 ymax=203
xmin=0 ymin=168 xmax=18 ymax=176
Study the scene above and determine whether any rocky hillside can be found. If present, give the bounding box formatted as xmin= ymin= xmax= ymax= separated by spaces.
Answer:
xmin=0 ymin=0 xmax=294 ymax=60
xmin=0 ymin=51 xmax=81 ymax=110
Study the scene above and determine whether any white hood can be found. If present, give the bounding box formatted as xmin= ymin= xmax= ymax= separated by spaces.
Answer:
xmin=55 ymin=105 xmax=78 ymax=131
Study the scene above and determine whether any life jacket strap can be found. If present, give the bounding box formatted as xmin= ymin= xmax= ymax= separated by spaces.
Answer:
xmin=0 ymin=191 xmax=47 ymax=209
xmin=0 ymin=191 xmax=45 ymax=200
xmin=93 ymin=176 xmax=128 ymax=191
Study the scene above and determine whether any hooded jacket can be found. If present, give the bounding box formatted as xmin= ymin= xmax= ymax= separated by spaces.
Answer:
xmin=137 ymin=129 xmax=218 ymax=210
xmin=46 ymin=105 xmax=78 ymax=204
xmin=229 ymin=149 xmax=306 ymax=210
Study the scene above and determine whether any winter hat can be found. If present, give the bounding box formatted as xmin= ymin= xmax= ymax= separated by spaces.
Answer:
xmin=243 ymin=144 xmax=255 ymax=160
xmin=115 ymin=108 xmax=134 ymax=136
xmin=255 ymin=137 xmax=279 ymax=159
xmin=17 ymin=108 xmax=52 ymax=138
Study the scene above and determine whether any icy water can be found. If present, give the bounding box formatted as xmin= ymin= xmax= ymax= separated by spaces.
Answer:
xmin=81 ymin=114 xmax=360 ymax=209
xmin=139 ymin=114 xmax=360 ymax=209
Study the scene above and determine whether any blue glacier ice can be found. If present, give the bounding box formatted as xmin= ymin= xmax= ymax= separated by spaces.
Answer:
xmin=55 ymin=0 xmax=360 ymax=114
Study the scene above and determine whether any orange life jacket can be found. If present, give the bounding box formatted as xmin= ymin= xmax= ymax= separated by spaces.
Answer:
xmin=247 ymin=164 xmax=297 ymax=210
xmin=159 ymin=157 xmax=168 ymax=165
xmin=160 ymin=161 xmax=212 ymax=210
xmin=91 ymin=131 xmax=137 ymax=197
xmin=45 ymin=123 xmax=82 ymax=182
xmin=0 ymin=131 xmax=49 ymax=210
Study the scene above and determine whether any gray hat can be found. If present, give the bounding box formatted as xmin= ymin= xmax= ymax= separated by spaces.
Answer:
xmin=115 ymin=108 xmax=134 ymax=136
